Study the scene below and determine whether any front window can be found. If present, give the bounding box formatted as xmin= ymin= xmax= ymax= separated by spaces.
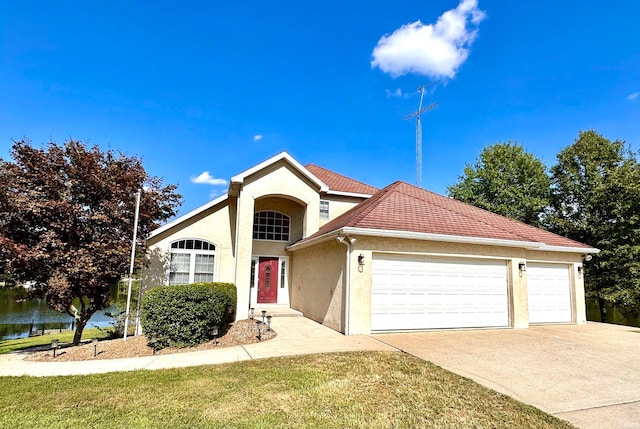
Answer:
xmin=168 ymin=239 xmax=216 ymax=285
xmin=320 ymin=200 xmax=330 ymax=220
xmin=253 ymin=211 xmax=290 ymax=241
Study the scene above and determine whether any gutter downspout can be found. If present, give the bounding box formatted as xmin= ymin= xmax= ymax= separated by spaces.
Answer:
xmin=336 ymin=235 xmax=356 ymax=336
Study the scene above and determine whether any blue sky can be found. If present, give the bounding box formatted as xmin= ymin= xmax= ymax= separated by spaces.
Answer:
xmin=1 ymin=1 xmax=638 ymax=217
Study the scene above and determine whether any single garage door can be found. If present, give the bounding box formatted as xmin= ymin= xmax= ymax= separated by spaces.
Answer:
xmin=527 ymin=263 xmax=572 ymax=323
xmin=371 ymin=254 xmax=509 ymax=331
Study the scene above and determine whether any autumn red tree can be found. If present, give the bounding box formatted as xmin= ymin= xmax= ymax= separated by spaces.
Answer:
xmin=0 ymin=139 xmax=181 ymax=344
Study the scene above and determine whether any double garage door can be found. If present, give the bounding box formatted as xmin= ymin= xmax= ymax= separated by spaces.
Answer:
xmin=371 ymin=255 xmax=510 ymax=331
xmin=371 ymin=255 xmax=573 ymax=331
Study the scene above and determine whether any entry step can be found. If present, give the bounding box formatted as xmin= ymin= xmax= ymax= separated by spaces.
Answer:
xmin=251 ymin=306 xmax=303 ymax=318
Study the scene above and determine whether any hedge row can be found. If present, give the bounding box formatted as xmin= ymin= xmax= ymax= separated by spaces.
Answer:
xmin=141 ymin=282 xmax=237 ymax=349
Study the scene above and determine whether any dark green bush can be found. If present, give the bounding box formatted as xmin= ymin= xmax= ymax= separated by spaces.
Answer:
xmin=141 ymin=284 xmax=230 ymax=349
xmin=193 ymin=282 xmax=237 ymax=323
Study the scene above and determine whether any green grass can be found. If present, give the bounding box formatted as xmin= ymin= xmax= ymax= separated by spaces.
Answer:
xmin=0 ymin=328 xmax=108 ymax=354
xmin=0 ymin=351 xmax=575 ymax=429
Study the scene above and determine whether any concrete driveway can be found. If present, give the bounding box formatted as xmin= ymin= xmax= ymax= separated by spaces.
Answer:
xmin=375 ymin=322 xmax=640 ymax=429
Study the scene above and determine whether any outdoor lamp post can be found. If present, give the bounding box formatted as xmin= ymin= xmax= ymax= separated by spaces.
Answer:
xmin=261 ymin=310 xmax=267 ymax=324
xmin=51 ymin=339 xmax=59 ymax=359
xmin=266 ymin=315 xmax=272 ymax=332
xmin=212 ymin=325 xmax=219 ymax=347
xmin=92 ymin=338 xmax=99 ymax=357
xmin=256 ymin=321 xmax=262 ymax=341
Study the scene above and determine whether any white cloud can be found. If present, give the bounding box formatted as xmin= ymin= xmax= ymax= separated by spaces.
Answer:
xmin=253 ymin=134 xmax=263 ymax=142
xmin=628 ymin=92 xmax=639 ymax=101
xmin=371 ymin=0 xmax=486 ymax=79
xmin=385 ymin=88 xmax=403 ymax=97
xmin=191 ymin=171 xmax=228 ymax=186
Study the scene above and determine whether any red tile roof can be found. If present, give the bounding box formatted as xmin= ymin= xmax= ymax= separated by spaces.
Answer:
xmin=303 ymin=181 xmax=593 ymax=250
xmin=305 ymin=164 xmax=378 ymax=195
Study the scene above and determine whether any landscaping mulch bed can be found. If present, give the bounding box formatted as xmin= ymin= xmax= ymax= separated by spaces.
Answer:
xmin=25 ymin=319 xmax=276 ymax=362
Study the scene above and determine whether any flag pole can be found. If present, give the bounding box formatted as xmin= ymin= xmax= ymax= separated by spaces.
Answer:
xmin=124 ymin=189 xmax=141 ymax=342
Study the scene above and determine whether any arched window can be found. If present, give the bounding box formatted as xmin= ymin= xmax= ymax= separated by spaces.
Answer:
xmin=253 ymin=211 xmax=290 ymax=241
xmin=168 ymin=239 xmax=216 ymax=285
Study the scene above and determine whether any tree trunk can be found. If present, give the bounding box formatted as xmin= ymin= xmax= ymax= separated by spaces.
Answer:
xmin=72 ymin=316 xmax=89 ymax=345
xmin=598 ymin=296 xmax=608 ymax=323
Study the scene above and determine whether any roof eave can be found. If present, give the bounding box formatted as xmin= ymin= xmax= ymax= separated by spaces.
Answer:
xmin=534 ymin=244 xmax=600 ymax=254
xmin=287 ymin=226 xmax=599 ymax=254
xmin=324 ymin=190 xmax=374 ymax=199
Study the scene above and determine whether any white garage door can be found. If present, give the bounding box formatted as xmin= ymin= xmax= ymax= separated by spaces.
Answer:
xmin=371 ymin=255 xmax=509 ymax=331
xmin=527 ymin=263 xmax=572 ymax=323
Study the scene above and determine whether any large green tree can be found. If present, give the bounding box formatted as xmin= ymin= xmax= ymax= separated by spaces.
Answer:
xmin=447 ymin=141 xmax=551 ymax=226
xmin=0 ymin=139 xmax=182 ymax=344
xmin=547 ymin=130 xmax=640 ymax=320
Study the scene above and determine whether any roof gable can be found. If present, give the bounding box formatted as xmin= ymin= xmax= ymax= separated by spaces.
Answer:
xmin=299 ymin=181 xmax=595 ymax=251
xmin=231 ymin=152 xmax=328 ymax=193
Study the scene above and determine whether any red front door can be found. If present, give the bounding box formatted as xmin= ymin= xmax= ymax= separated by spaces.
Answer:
xmin=257 ymin=257 xmax=278 ymax=304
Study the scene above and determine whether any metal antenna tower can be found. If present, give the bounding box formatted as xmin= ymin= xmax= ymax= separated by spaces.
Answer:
xmin=403 ymin=82 xmax=438 ymax=188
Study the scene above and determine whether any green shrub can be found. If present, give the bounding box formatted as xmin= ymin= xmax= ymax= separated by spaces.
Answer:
xmin=141 ymin=284 xmax=229 ymax=349
xmin=193 ymin=282 xmax=237 ymax=323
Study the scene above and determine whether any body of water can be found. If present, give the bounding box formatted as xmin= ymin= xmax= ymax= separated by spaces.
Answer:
xmin=0 ymin=287 xmax=118 ymax=340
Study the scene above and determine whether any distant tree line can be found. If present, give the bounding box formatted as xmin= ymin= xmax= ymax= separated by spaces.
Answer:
xmin=448 ymin=130 xmax=640 ymax=321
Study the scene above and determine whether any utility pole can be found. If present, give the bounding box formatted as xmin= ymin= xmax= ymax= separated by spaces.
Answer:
xmin=403 ymin=83 xmax=438 ymax=188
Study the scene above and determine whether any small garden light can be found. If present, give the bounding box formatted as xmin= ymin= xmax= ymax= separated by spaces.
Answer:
xmin=148 ymin=336 xmax=158 ymax=355
xmin=212 ymin=325 xmax=219 ymax=347
xmin=51 ymin=339 xmax=59 ymax=359
xmin=266 ymin=315 xmax=272 ymax=332
xmin=249 ymin=307 xmax=255 ymax=320
xmin=261 ymin=310 xmax=267 ymax=324
xmin=256 ymin=320 xmax=262 ymax=341
xmin=92 ymin=338 xmax=99 ymax=357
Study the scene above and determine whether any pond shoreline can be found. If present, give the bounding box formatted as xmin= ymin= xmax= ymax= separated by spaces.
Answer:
xmin=0 ymin=286 xmax=118 ymax=340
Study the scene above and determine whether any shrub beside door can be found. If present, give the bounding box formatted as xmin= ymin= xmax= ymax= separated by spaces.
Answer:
xmin=141 ymin=283 xmax=235 ymax=349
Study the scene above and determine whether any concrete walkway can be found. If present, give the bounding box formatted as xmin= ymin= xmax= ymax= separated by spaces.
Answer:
xmin=376 ymin=322 xmax=640 ymax=429
xmin=0 ymin=313 xmax=396 ymax=377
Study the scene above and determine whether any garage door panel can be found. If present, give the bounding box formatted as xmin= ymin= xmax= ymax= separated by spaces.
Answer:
xmin=528 ymin=263 xmax=572 ymax=323
xmin=372 ymin=255 xmax=509 ymax=331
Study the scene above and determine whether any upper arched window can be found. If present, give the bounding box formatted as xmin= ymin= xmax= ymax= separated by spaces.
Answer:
xmin=253 ymin=211 xmax=290 ymax=241
xmin=168 ymin=239 xmax=216 ymax=285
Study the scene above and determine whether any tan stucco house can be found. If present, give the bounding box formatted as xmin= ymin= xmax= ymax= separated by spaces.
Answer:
xmin=145 ymin=151 xmax=598 ymax=335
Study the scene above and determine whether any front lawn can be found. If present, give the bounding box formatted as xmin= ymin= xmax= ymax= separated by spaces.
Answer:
xmin=0 ymin=351 xmax=574 ymax=429
xmin=0 ymin=328 xmax=108 ymax=354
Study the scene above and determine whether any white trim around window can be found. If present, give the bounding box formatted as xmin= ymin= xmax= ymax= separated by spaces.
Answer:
xmin=168 ymin=238 xmax=217 ymax=285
